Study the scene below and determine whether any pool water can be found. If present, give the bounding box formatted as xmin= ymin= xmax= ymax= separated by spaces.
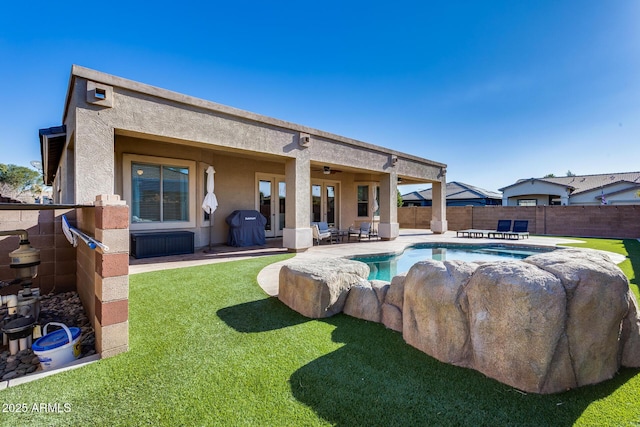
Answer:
xmin=353 ymin=244 xmax=555 ymax=281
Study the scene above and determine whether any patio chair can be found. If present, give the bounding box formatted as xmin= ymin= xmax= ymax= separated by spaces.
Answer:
xmin=348 ymin=222 xmax=373 ymax=241
xmin=487 ymin=220 xmax=513 ymax=239
xmin=505 ymin=220 xmax=530 ymax=239
xmin=316 ymin=221 xmax=331 ymax=235
xmin=311 ymin=223 xmax=332 ymax=245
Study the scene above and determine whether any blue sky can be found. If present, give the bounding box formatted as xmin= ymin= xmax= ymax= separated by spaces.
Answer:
xmin=1 ymin=1 xmax=638 ymax=193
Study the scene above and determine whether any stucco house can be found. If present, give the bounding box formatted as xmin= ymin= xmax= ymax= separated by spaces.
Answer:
xmin=500 ymin=172 xmax=640 ymax=206
xmin=402 ymin=181 xmax=502 ymax=207
xmin=39 ymin=65 xmax=448 ymax=253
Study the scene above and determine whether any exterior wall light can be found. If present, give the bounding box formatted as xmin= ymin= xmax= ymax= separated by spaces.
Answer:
xmin=86 ymin=81 xmax=113 ymax=107
xmin=299 ymin=133 xmax=311 ymax=147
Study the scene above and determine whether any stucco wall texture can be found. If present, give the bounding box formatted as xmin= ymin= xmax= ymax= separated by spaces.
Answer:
xmin=53 ymin=65 xmax=448 ymax=250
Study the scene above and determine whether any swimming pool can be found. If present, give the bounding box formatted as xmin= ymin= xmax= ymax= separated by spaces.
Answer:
xmin=353 ymin=243 xmax=556 ymax=281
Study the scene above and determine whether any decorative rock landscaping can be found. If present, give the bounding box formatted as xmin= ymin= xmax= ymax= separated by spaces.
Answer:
xmin=0 ymin=291 xmax=95 ymax=381
xmin=278 ymin=248 xmax=640 ymax=394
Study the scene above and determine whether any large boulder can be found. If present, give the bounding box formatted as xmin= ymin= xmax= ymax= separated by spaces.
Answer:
xmin=403 ymin=260 xmax=478 ymax=367
xmin=277 ymin=248 xmax=640 ymax=394
xmin=525 ymin=248 xmax=631 ymax=386
xmin=381 ymin=304 xmax=403 ymax=332
xmin=464 ymin=261 xmax=569 ymax=393
xmin=343 ymin=280 xmax=389 ymax=323
xmin=385 ymin=274 xmax=406 ymax=310
xmin=278 ymin=259 xmax=369 ymax=318
xmin=382 ymin=274 xmax=406 ymax=332
xmin=621 ymin=295 xmax=640 ymax=367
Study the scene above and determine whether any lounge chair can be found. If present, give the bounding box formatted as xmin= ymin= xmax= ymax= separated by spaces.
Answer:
xmin=348 ymin=222 xmax=374 ymax=241
xmin=487 ymin=220 xmax=513 ymax=239
xmin=456 ymin=229 xmax=490 ymax=238
xmin=504 ymin=220 xmax=529 ymax=239
xmin=311 ymin=223 xmax=332 ymax=245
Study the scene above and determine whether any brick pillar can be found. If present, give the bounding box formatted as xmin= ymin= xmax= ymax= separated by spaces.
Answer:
xmin=93 ymin=194 xmax=129 ymax=358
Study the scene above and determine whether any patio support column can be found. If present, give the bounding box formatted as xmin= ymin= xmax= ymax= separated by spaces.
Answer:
xmin=93 ymin=194 xmax=130 ymax=358
xmin=431 ymin=180 xmax=448 ymax=233
xmin=378 ymin=171 xmax=399 ymax=240
xmin=283 ymin=156 xmax=313 ymax=251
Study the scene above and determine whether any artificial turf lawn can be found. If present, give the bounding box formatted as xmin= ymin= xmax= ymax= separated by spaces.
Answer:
xmin=1 ymin=240 xmax=639 ymax=426
xmin=560 ymin=237 xmax=640 ymax=300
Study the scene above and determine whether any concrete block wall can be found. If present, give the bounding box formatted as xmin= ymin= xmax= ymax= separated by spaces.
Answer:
xmin=82 ymin=195 xmax=130 ymax=359
xmin=397 ymin=206 xmax=433 ymax=230
xmin=469 ymin=206 xmax=537 ymax=232
xmin=540 ymin=205 xmax=640 ymax=238
xmin=0 ymin=207 xmax=76 ymax=296
xmin=2 ymin=196 xmax=130 ymax=361
xmin=443 ymin=206 xmax=472 ymax=231
xmin=398 ymin=205 xmax=640 ymax=239
xmin=75 ymin=207 xmax=97 ymax=322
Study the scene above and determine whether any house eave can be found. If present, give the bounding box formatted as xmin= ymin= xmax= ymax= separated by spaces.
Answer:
xmin=67 ymin=65 xmax=446 ymax=170
xmin=39 ymin=125 xmax=66 ymax=186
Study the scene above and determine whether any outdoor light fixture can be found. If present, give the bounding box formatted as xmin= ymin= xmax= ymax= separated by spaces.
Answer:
xmin=323 ymin=166 xmax=331 ymax=175
xmin=391 ymin=155 xmax=398 ymax=166
xmin=299 ymin=132 xmax=311 ymax=147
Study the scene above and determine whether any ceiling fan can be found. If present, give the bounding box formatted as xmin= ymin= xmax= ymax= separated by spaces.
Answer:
xmin=312 ymin=166 xmax=342 ymax=175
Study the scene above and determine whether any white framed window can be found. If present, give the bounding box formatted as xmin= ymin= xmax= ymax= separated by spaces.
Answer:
xmin=517 ymin=199 xmax=537 ymax=207
xmin=123 ymin=154 xmax=197 ymax=230
xmin=357 ymin=185 xmax=369 ymax=217
xmin=356 ymin=184 xmax=380 ymax=218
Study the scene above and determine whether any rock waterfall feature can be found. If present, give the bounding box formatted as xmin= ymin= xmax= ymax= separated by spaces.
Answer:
xmin=278 ymin=249 xmax=640 ymax=394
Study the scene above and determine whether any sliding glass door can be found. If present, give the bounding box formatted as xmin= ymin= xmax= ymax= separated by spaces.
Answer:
xmin=311 ymin=182 xmax=339 ymax=228
xmin=257 ymin=175 xmax=285 ymax=237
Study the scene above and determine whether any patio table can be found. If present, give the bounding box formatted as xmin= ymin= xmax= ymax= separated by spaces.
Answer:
xmin=330 ymin=229 xmax=349 ymax=243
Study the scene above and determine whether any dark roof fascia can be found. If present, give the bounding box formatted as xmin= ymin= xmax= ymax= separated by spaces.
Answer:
xmin=39 ymin=126 xmax=67 ymax=186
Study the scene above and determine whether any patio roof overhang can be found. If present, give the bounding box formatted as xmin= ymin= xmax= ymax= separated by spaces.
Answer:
xmin=39 ymin=125 xmax=66 ymax=186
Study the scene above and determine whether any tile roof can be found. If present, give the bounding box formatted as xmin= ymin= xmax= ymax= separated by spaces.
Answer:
xmin=402 ymin=181 xmax=502 ymax=201
xmin=511 ymin=172 xmax=640 ymax=195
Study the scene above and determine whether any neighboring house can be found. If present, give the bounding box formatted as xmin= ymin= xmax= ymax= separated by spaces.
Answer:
xmin=39 ymin=65 xmax=449 ymax=252
xmin=402 ymin=181 xmax=502 ymax=207
xmin=500 ymin=172 xmax=640 ymax=206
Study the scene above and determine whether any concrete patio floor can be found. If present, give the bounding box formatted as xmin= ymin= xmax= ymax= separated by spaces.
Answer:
xmin=130 ymin=230 xmax=626 ymax=297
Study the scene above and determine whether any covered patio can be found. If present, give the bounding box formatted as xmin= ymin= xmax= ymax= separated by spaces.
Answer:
xmin=43 ymin=65 xmax=449 ymax=254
